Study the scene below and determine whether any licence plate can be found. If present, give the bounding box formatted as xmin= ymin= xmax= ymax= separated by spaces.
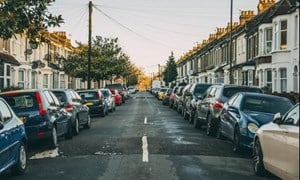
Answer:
xmin=85 ymin=102 xmax=93 ymax=106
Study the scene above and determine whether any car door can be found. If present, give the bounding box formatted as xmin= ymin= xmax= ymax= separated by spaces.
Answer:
xmin=0 ymin=99 xmax=22 ymax=171
xmin=71 ymin=90 xmax=88 ymax=123
xmin=278 ymin=105 xmax=299 ymax=179
xmin=198 ymin=87 xmax=216 ymax=121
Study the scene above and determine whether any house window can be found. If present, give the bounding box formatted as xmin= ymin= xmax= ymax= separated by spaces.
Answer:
xmin=60 ymin=74 xmax=65 ymax=88
xmin=293 ymin=66 xmax=298 ymax=92
xmin=248 ymin=70 xmax=253 ymax=86
xmin=18 ymin=69 xmax=25 ymax=88
xmin=260 ymin=71 xmax=264 ymax=87
xmin=295 ymin=15 xmax=299 ymax=47
xmin=31 ymin=72 xmax=37 ymax=89
xmin=265 ymin=28 xmax=272 ymax=54
xmin=43 ymin=74 xmax=48 ymax=88
xmin=280 ymin=68 xmax=287 ymax=92
xmin=266 ymin=70 xmax=272 ymax=91
xmin=274 ymin=23 xmax=279 ymax=50
xmin=280 ymin=20 xmax=287 ymax=49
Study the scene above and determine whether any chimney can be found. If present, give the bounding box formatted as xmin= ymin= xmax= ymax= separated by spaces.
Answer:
xmin=239 ymin=10 xmax=256 ymax=25
xmin=257 ymin=0 xmax=275 ymax=14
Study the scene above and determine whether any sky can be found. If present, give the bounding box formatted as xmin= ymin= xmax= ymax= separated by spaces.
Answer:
xmin=49 ymin=0 xmax=263 ymax=74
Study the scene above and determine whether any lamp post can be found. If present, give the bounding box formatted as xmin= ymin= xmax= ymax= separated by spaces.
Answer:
xmin=229 ymin=0 xmax=234 ymax=84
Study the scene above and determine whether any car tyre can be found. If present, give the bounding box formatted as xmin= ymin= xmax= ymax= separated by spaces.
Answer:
xmin=233 ymin=126 xmax=242 ymax=152
xmin=206 ymin=114 xmax=215 ymax=136
xmin=49 ymin=126 xmax=58 ymax=149
xmin=84 ymin=114 xmax=91 ymax=129
xmin=253 ymin=139 xmax=267 ymax=176
xmin=11 ymin=142 xmax=27 ymax=175
xmin=65 ymin=119 xmax=73 ymax=140
xmin=73 ymin=116 xmax=80 ymax=135
xmin=193 ymin=111 xmax=201 ymax=129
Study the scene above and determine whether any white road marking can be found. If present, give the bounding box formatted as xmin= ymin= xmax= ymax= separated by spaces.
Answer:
xmin=142 ymin=135 xmax=149 ymax=162
xmin=144 ymin=116 xmax=147 ymax=124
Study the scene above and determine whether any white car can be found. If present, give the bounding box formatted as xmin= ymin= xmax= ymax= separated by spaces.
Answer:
xmin=253 ymin=103 xmax=299 ymax=180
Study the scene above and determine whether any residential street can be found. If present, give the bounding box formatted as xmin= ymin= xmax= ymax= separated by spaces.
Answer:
xmin=1 ymin=92 xmax=278 ymax=180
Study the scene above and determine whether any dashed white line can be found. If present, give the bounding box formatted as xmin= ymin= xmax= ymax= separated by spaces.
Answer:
xmin=142 ymin=135 xmax=149 ymax=162
xmin=144 ymin=116 xmax=147 ymax=124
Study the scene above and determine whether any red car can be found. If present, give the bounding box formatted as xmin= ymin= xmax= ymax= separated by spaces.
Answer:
xmin=110 ymin=89 xmax=122 ymax=106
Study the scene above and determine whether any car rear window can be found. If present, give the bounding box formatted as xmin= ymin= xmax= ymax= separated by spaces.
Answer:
xmin=223 ymin=87 xmax=261 ymax=98
xmin=77 ymin=91 xmax=98 ymax=100
xmin=195 ymin=84 xmax=211 ymax=96
xmin=101 ymin=90 xmax=110 ymax=98
xmin=52 ymin=91 xmax=67 ymax=103
xmin=1 ymin=93 xmax=37 ymax=110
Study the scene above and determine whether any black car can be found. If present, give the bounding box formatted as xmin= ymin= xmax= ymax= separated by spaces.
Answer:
xmin=182 ymin=83 xmax=212 ymax=123
xmin=0 ymin=89 xmax=72 ymax=149
xmin=194 ymin=84 xmax=262 ymax=136
xmin=77 ymin=89 xmax=108 ymax=117
xmin=51 ymin=89 xmax=91 ymax=135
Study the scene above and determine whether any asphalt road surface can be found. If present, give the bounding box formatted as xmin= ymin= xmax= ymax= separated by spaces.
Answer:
xmin=1 ymin=92 xmax=278 ymax=180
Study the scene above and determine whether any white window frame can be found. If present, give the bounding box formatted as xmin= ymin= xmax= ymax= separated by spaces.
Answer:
xmin=265 ymin=28 xmax=272 ymax=54
xmin=18 ymin=69 xmax=25 ymax=88
xmin=43 ymin=74 xmax=49 ymax=88
xmin=280 ymin=20 xmax=288 ymax=50
xmin=274 ymin=23 xmax=279 ymax=50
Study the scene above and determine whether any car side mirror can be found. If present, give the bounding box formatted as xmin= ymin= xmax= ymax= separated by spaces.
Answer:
xmin=273 ymin=112 xmax=282 ymax=124
xmin=228 ymin=106 xmax=239 ymax=114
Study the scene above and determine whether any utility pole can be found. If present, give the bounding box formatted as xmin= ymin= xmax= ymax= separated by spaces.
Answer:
xmin=229 ymin=0 xmax=233 ymax=84
xmin=87 ymin=1 xmax=92 ymax=89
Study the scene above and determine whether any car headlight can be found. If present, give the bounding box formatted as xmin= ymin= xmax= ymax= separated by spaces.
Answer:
xmin=248 ymin=123 xmax=259 ymax=134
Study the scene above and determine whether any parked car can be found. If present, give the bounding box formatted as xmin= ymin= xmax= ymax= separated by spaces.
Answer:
xmin=109 ymin=88 xmax=122 ymax=106
xmin=218 ymin=92 xmax=294 ymax=152
xmin=162 ymin=88 xmax=173 ymax=105
xmin=157 ymin=88 xmax=168 ymax=100
xmin=182 ymin=83 xmax=212 ymax=123
xmin=77 ymin=89 xmax=108 ymax=117
xmin=105 ymin=84 xmax=126 ymax=103
xmin=100 ymin=88 xmax=116 ymax=112
xmin=51 ymin=89 xmax=91 ymax=135
xmin=194 ymin=84 xmax=262 ymax=135
xmin=174 ymin=86 xmax=185 ymax=113
xmin=0 ymin=89 xmax=72 ymax=149
xmin=169 ymin=86 xmax=179 ymax=109
xmin=0 ymin=97 xmax=27 ymax=175
xmin=253 ymin=103 xmax=299 ymax=179
xmin=179 ymin=84 xmax=192 ymax=116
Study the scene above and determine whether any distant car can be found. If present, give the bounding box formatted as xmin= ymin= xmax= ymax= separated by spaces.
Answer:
xmin=162 ymin=88 xmax=173 ymax=105
xmin=105 ymin=84 xmax=126 ymax=103
xmin=183 ymin=83 xmax=212 ymax=123
xmin=109 ymin=88 xmax=122 ymax=106
xmin=77 ymin=89 xmax=108 ymax=117
xmin=100 ymin=88 xmax=116 ymax=112
xmin=51 ymin=89 xmax=91 ymax=135
xmin=174 ymin=86 xmax=185 ymax=113
xmin=0 ymin=89 xmax=72 ymax=149
xmin=253 ymin=103 xmax=299 ymax=180
xmin=218 ymin=92 xmax=294 ymax=152
xmin=194 ymin=84 xmax=262 ymax=135
xmin=157 ymin=88 xmax=168 ymax=100
xmin=0 ymin=97 xmax=27 ymax=175
xmin=168 ymin=86 xmax=179 ymax=109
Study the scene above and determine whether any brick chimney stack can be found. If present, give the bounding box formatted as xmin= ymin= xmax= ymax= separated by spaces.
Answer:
xmin=257 ymin=0 xmax=275 ymax=14
xmin=239 ymin=10 xmax=256 ymax=25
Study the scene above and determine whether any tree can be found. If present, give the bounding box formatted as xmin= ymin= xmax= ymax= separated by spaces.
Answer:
xmin=0 ymin=0 xmax=63 ymax=42
xmin=163 ymin=51 xmax=178 ymax=85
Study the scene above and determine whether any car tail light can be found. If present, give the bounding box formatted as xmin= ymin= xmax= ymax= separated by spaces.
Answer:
xmin=35 ymin=92 xmax=46 ymax=115
xmin=64 ymin=103 xmax=73 ymax=111
xmin=213 ymin=101 xmax=223 ymax=109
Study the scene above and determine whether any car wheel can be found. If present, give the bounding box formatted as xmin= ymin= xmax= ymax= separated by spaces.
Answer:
xmin=101 ymin=108 xmax=106 ymax=117
xmin=216 ymin=121 xmax=225 ymax=140
xmin=11 ymin=142 xmax=27 ymax=175
xmin=84 ymin=114 xmax=91 ymax=129
xmin=49 ymin=126 xmax=58 ymax=149
xmin=206 ymin=114 xmax=215 ymax=136
xmin=65 ymin=119 xmax=73 ymax=140
xmin=194 ymin=111 xmax=201 ymax=129
xmin=253 ymin=138 xmax=267 ymax=176
xmin=189 ymin=110 xmax=194 ymax=124
xmin=73 ymin=116 xmax=80 ymax=135
xmin=233 ymin=127 xmax=241 ymax=152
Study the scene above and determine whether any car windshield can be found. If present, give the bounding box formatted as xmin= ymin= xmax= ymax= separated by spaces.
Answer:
xmin=52 ymin=92 xmax=67 ymax=103
xmin=241 ymin=96 xmax=293 ymax=114
xmin=223 ymin=87 xmax=261 ymax=98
